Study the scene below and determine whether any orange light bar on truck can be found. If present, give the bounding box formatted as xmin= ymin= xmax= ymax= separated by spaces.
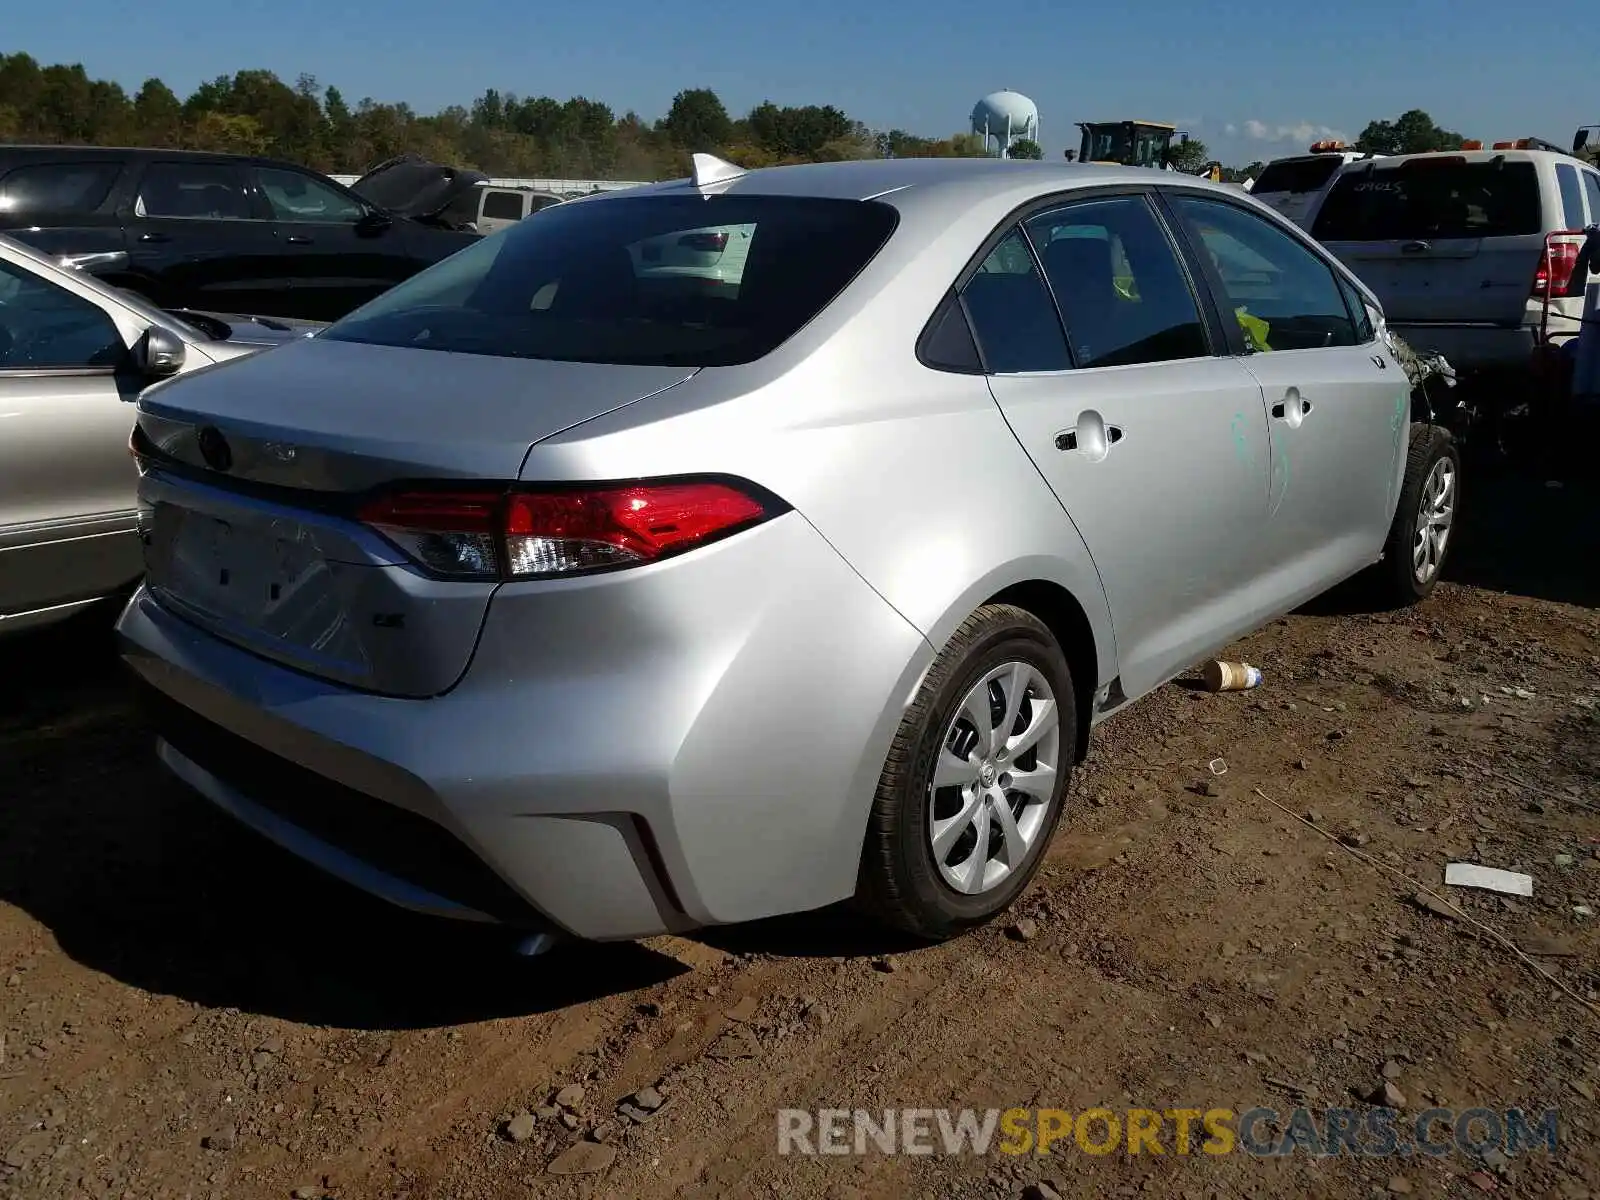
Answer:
xmin=1309 ymin=140 xmax=1348 ymax=153
xmin=1460 ymin=139 xmax=1484 ymax=150
xmin=1492 ymin=139 xmax=1534 ymax=149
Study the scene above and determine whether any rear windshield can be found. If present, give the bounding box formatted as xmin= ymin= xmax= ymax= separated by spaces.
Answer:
xmin=322 ymin=194 xmax=899 ymax=367
xmin=1250 ymin=156 xmax=1343 ymax=196
xmin=1311 ymin=159 xmax=1542 ymax=241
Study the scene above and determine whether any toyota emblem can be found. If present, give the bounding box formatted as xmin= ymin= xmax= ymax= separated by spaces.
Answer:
xmin=197 ymin=425 xmax=233 ymax=472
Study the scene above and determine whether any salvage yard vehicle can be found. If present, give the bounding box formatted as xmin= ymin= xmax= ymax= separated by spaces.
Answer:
xmin=0 ymin=231 xmax=320 ymax=636
xmin=0 ymin=146 xmax=480 ymax=322
xmin=1249 ymin=141 xmax=1384 ymax=231
xmin=1311 ymin=142 xmax=1600 ymax=378
xmin=117 ymin=153 xmax=1460 ymax=949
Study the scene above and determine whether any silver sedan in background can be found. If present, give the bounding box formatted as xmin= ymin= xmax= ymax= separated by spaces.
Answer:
xmin=115 ymin=155 xmax=1459 ymax=947
xmin=0 ymin=233 xmax=320 ymax=635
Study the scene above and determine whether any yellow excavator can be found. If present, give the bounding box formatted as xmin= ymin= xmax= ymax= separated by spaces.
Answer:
xmin=1074 ymin=120 xmax=1223 ymax=181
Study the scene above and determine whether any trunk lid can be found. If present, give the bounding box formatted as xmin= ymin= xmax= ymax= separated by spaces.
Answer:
xmin=1311 ymin=156 xmax=1547 ymax=326
xmin=133 ymin=337 xmax=695 ymax=696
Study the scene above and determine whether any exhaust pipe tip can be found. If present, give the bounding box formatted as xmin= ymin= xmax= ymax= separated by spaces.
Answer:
xmin=515 ymin=932 xmax=561 ymax=958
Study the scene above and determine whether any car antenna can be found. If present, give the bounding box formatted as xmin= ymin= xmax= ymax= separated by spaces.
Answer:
xmin=691 ymin=152 xmax=746 ymax=191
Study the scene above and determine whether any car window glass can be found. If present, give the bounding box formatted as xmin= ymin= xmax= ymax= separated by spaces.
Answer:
xmin=0 ymin=162 xmax=120 ymax=216
xmin=1024 ymin=195 xmax=1208 ymax=368
xmin=1311 ymin=160 xmax=1542 ymax=241
xmin=257 ymin=167 xmax=366 ymax=223
xmin=480 ymin=191 xmax=524 ymax=221
xmin=1171 ymin=195 xmax=1357 ymax=352
xmin=320 ymin=195 xmax=898 ymax=368
xmin=0 ymin=258 xmax=125 ymax=370
xmin=920 ymin=290 xmax=982 ymax=372
xmin=1556 ymin=164 xmax=1586 ymax=231
xmin=1336 ymin=274 xmax=1375 ymax=342
xmin=1581 ymin=171 xmax=1600 ymax=225
xmin=136 ymin=163 xmax=253 ymax=220
xmin=958 ymin=229 xmax=1071 ymax=373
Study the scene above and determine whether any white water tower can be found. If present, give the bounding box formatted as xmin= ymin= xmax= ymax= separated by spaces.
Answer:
xmin=971 ymin=91 xmax=1040 ymax=158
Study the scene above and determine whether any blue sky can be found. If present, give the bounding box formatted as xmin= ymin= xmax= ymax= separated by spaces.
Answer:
xmin=7 ymin=0 xmax=1589 ymax=168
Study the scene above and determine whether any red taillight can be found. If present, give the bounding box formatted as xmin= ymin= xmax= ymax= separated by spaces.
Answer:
xmin=358 ymin=479 xmax=775 ymax=580
xmin=678 ymin=231 xmax=729 ymax=253
xmin=1533 ymin=233 xmax=1584 ymax=299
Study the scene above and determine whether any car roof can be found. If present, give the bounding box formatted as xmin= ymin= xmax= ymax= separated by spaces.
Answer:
xmin=600 ymin=156 xmax=1248 ymax=214
xmin=1347 ymin=148 xmax=1570 ymax=167
xmin=0 ymin=144 xmax=305 ymax=170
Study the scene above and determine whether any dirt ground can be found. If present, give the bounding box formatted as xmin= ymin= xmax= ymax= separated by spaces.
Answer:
xmin=2 ymin=460 xmax=1597 ymax=1200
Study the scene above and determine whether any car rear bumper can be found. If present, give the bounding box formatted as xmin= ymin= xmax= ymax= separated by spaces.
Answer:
xmin=1389 ymin=315 xmax=1579 ymax=371
xmin=116 ymin=512 xmax=934 ymax=941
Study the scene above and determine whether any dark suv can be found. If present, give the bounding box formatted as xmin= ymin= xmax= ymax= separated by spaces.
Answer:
xmin=0 ymin=147 xmax=481 ymax=321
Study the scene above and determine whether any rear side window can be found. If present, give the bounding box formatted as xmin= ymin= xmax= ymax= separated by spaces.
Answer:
xmin=0 ymin=162 xmax=120 ymax=216
xmin=322 ymin=194 xmax=898 ymax=367
xmin=1311 ymin=159 xmax=1542 ymax=241
xmin=1584 ymin=172 xmax=1600 ymax=224
xmin=1250 ymin=156 xmax=1343 ymax=196
xmin=480 ymin=191 xmax=524 ymax=221
xmin=1556 ymin=164 xmax=1586 ymax=230
xmin=1023 ymin=195 xmax=1208 ymax=368
xmin=959 ymin=229 xmax=1071 ymax=373
xmin=136 ymin=162 xmax=254 ymax=220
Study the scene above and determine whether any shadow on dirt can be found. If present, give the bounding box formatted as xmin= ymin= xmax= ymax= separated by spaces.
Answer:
xmin=1299 ymin=452 xmax=1600 ymax=616
xmin=696 ymin=904 xmax=930 ymax=961
xmin=0 ymin=615 xmax=686 ymax=1029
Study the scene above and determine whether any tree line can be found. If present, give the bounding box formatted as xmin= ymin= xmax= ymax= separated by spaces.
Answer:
xmin=0 ymin=53 xmax=999 ymax=179
xmin=0 ymin=55 xmax=1465 ymax=185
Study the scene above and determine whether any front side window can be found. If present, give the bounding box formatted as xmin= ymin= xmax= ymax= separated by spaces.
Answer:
xmin=321 ymin=194 xmax=898 ymax=367
xmin=1024 ymin=195 xmax=1208 ymax=368
xmin=0 ymin=259 xmax=125 ymax=370
xmin=0 ymin=162 xmax=120 ymax=216
xmin=959 ymin=229 xmax=1071 ymax=373
xmin=1170 ymin=194 xmax=1357 ymax=353
xmin=257 ymin=168 xmax=365 ymax=223
xmin=1336 ymin=273 xmax=1376 ymax=343
xmin=136 ymin=163 xmax=253 ymax=220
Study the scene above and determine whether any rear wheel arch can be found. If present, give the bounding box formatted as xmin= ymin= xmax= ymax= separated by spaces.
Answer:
xmin=982 ymin=579 xmax=1099 ymax=764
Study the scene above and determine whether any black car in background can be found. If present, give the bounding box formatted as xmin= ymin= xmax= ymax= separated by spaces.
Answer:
xmin=0 ymin=147 xmax=482 ymax=321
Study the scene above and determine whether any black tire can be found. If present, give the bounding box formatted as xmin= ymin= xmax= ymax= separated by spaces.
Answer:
xmin=856 ymin=603 xmax=1075 ymax=941
xmin=1369 ymin=422 xmax=1462 ymax=606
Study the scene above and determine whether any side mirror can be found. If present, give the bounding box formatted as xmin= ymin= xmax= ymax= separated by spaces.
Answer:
xmin=134 ymin=325 xmax=186 ymax=378
xmin=356 ymin=209 xmax=393 ymax=236
xmin=1575 ymin=129 xmax=1590 ymax=155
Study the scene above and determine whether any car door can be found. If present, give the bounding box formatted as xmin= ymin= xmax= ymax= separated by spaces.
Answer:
xmin=1164 ymin=192 xmax=1407 ymax=603
xmin=254 ymin=165 xmax=415 ymax=320
xmin=971 ymin=191 xmax=1276 ymax=700
xmin=125 ymin=159 xmax=284 ymax=314
xmin=0 ymin=255 xmax=144 ymax=623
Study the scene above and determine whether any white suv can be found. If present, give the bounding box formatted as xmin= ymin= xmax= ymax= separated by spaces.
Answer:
xmin=1311 ymin=145 xmax=1600 ymax=373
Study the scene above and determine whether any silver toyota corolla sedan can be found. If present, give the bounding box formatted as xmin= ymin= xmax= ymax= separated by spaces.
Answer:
xmin=115 ymin=155 xmax=1459 ymax=946
xmin=0 ymin=232 xmax=321 ymax=635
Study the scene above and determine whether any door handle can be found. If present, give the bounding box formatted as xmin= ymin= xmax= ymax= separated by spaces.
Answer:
xmin=285 ymin=235 xmax=314 ymax=245
xmin=1270 ymin=389 xmax=1313 ymax=425
xmin=1371 ymin=354 xmax=1388 ymax=370
xmin=138 ymin=232 xmax=169 ymax=243
xmin=1054 ymin=413 xmax=1123 ymax=462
